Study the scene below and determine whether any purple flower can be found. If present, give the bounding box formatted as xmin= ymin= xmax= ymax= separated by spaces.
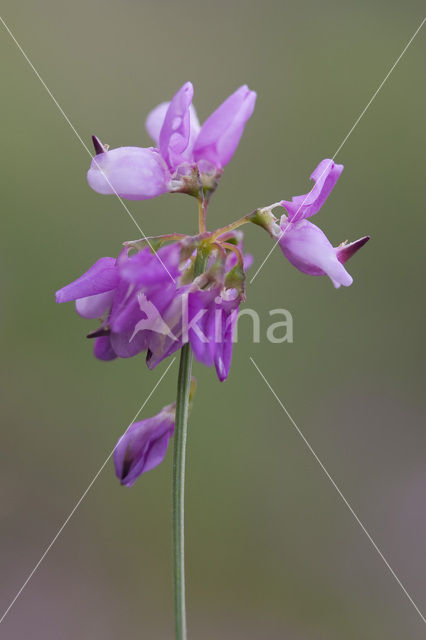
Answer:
xmin=87 ymin=82 xmax=256 ymax=200
xmin=108 ymin=245 xmax=181 ymax=358
xmin=146 ymin=285 xmax=241 ymax=381
xmin=114 ymin=403 xmax=175 ymax=487
xmin=278 ymin=159 xmax=369 ymax=287
xmin=87 ymin=146 xmax=171 ymax=201
xmin=55 ymin=243 xmax=183 ymax=360
xmin=146 ymin=245 xmax=246 ymax=381
xmin=196 ymin=290 xmax=240 ymax=382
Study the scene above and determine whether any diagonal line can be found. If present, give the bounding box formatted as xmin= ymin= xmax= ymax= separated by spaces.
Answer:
xmin=0 ymin=15 xmax=176 ymax=283
xmin=331 ymin=17 xmax=426 ymax=159
xmin=0 ymin=357 xmax=176 ymax=625
xmin=249 ymin=16 xmax=426 ymax=284
xmin=249 ymin=356 xmax=426 ymax=625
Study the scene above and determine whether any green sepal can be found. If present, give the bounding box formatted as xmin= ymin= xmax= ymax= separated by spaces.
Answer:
xmin=247 ymin=208 xmax=277 ymax=236
xmin=225 ymin=262 xmax=246 ymax=298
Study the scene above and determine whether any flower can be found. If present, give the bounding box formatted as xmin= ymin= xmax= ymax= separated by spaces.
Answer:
xmin=55 ymin=243 xmax=183 ymax=360
xmin=277 ymin=159 xmax=369 ymax=287
xmin=114 ymin=403 xmax=175 ymax=487
xmin=87 ymin=82 xmax=256 ymax=201
xmin=146 ymin=284 xmax=241 ymax=381
xmin=108 ymin=244 xmax=181 ymax=358
xmin=55 ymin=236 xmax=248 ymax=380
xmin=147 ymin=243 xmax=246 ymax=381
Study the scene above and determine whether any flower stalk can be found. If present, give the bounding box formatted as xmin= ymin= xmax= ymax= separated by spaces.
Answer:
xmin=172 ymin=342 xmax=192 ymax=640
xmin=198 ymin=198 xmax=207 ymax=234
xmin=172 ymin=249 xmax=208 ymax=640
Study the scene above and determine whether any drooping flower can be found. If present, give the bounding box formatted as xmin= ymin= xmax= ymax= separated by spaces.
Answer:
xmin=146 ymin=284 xmax=241 ymax=381
xmin=276 ymin=159 xmax=369 ymax=287
xmin=55 ymin=243 xmax=183 ymax=361
xmin=114 ymin=403 xmax=175 ymax=487
xmin=107 ymin=244 xmax=182 ymax=358
xmin=87 ymin=82 xmax=256 ymax=201
xmin=55 ymin=233 xmax=249 ymax=381
xmin=146 ymin=242 xmax=246 ymax=381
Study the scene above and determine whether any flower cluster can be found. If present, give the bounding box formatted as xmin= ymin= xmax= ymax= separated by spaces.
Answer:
xmin=56 ymin=82 xmax=369 ymax=485
xmin=87 ymin=82 xmax=256 ymax=201
xmin=56 ymin=232 xmax=250 ymax=382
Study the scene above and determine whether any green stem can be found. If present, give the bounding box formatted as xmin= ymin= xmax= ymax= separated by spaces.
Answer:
xmin=172 ymin=342 xmax=192 ymax=640
xmin=210 ymin=213 xmax=252 ymax=240
xmin=172 ymin=249 xmax=208 ymax=640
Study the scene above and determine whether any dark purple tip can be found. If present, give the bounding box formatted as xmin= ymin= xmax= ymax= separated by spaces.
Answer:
xmin=92 ymin=135 xmax=105 ymax=155
xmin=337 ymin=235 xmax=370 ymax=264
xmin=87 ymin=326 xmax=110 ymax=339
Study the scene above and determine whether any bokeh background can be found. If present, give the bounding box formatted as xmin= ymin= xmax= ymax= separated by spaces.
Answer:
xmin=1 ymin=1 xmax=425 ymax=638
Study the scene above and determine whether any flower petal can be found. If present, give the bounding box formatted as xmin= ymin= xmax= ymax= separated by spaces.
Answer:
xmin=119 ymin=244 xmax=182 ymax=286
xmin=94 ymin=335 xmax=117 ymax=361
xmin=214 ymin=298 xmax=239 ymax=381
xmin=159 ymin=82 xmax=195 ymax=170
xmin=87 ymin=147 xmax=171 ymax=200
xmin=114 ymin=406 xmax=175 ymax=486
xmin=75 ymin=290 xmax=115 ymax=319
xmin=146 ymin=101 xmax=200 ymax=150
xmin=187 ymin=288 xmax=219 ymax=368
xmin=279 ymin=218 xmax=353 ymax=288
xmin=109 ymin=329 xmax=149 ymax=358
xmin=193 ymin=85 xmax=256 ymax=168
xmin=56 ymin=257 xmax=118 ymax=303
xmin=145 ymin=102 xmax=170 ymax=146
xmin=280 ymin=159 xmax=343 ymax=223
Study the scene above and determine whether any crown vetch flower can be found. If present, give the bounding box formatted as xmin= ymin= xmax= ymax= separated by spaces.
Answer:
xmin=114 ymin=403 xmax=175 ymax=487
xmin=276 ymin=159 xmax=369 ymax=287
xmin=87 ymin=82 xmax=256 ymax=201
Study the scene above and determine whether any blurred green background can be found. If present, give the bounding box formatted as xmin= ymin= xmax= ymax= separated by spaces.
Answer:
xmin=1 ymin=1 xmax=425 ymax=638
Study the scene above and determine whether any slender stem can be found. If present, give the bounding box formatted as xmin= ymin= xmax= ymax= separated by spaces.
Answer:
xmin=198 ymin=198 xmax=207 ymax=234
xmin=211 ymin=202 xmax=282 ymax=241
xmin=210 ymin=214 xmax=251 ymax=240
xmin=172 ymin=342 xmax=192 ymax=640
xmin=172 ymin=249 xmax=208 ymax=640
